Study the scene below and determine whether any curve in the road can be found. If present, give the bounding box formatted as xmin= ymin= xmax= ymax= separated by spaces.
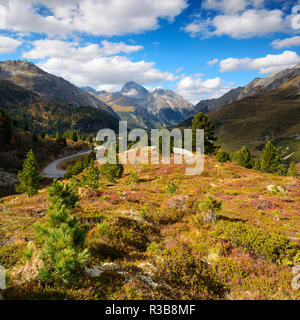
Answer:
xmin=42 ymin=148 xmax=92 ymax=178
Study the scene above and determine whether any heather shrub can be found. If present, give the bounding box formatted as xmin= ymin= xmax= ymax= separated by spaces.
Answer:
xmin=212 ymin=221 xmax=297 ymax=263
xmin=146 ymin=207 xmax=184 ymax=225
xmin=125 ymin=172 xmax=139 ymax=185
xmin=154 ymin=248 xmax=226 ymax=299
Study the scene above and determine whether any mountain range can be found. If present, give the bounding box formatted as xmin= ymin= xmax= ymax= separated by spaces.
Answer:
xmin=180 ymin=64 xmax=300 ymax=163
xmin=0 ymin=60 xmax=119 ymax=119
xmin=82 ymin=81 xmax=194 ymax=128
xmin=192 ymin=64 xmax=300 ymax=114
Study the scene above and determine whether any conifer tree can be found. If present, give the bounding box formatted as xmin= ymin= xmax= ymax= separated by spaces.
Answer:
xmin=35 ymin=180 xmax=89 ymax=284
xmin=253 ymin=158 xmax=261 ymax=171
xmin=288 ymin=162 xmax=299 ymax=177
xmin=192 ymin=112 xmax=217 ymax=154
xmin=260 ymin=142 xmax=282 ymax=174
xmin=216 ymin=149 xmax=230 ymax=164
xmin=15 ymin=149 xmax=41 ymax=197
xmin=234 ymin=146 xmax=252 ymax=169
xmin=277 ymin=164 xmax=287 ymax=176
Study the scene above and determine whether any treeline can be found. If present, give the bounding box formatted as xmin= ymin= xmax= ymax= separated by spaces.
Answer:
xmin=216 ymin=142 xmax=299 ymax=177
xmin=0 ymin=108 xmax=94 ymax=146
xmin=190 ymin=112 xmax=298 ymax=178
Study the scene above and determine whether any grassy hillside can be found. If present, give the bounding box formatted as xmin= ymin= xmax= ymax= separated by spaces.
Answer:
xmin=176 ymin=83 xmax=300 ymax=162
xmin=0 ymin=80 xmax=119 ymax=135
xmin=0 ymin=156 xmax=299 ymax=300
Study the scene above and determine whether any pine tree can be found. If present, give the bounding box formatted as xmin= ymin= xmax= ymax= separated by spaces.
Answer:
xmin=288 ymin=162 xmax=299 ymax=177
xmin=277 ymin=164 xmax=287 ymax=176
xmin=260 ymin=142 xmax=282 ymax=174
xmin=34 ymin=181 xmax=89 ymax=284
xmin=15 ymin=149 xmax=41 ymax=197
xmin=216 ymin=149 xmax=230 ymax=164
xmin=253 ymin=158 xmax=261 ymax=171
xmin=99 ymin=162 xmax=124 ymax=183
xmin=192 ymin=112 xmax=217 ymax=154
xmin=234 ymin=146 xmax=252 ymax=169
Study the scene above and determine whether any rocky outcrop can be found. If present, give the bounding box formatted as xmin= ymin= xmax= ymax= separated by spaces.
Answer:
xmin=0 ymin=169 xmax=18 ymax=186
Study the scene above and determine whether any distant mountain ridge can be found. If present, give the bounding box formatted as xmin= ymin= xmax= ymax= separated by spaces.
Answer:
xmin=192 ymin=64 xmax=300 ymax=114
xmin=0 ymin=60 xmax=119 ymax=119
xmin=0 ymin=79 xmax=119 ymax=135
xmin=84 ymin=81 xmax=194 ymax=128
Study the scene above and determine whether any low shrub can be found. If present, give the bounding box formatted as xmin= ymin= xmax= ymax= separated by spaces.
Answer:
xmin=99 ymin=163 xmax=124 ymax=183
xmin=125 ymin=172 xmax=139 ymax=185
xmin=211 ymin=221 xmax=298 ymax=263
xmin=154 ymin=248 xmax=226 ymax=299
xmin=166 ymin=182 xmax=178 ymax=195
xmin=199 ymin=195 xmax=222 ymax=223
xmin=146 ymin=207 xmax=184 ymax=225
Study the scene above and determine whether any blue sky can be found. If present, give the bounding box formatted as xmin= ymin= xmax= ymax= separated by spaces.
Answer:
xmin=1 ymin=0 xmax=300 ymax=103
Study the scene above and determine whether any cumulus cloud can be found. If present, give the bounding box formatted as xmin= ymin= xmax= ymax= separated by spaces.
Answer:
xmin=0 ymin=35 xmax=21 ymax=54
xmin=185 ymin=9 xmax=284 ymax=39
xmin=33 ymin=52 xmax=176 ymax=88
xmin=176 ymin=75 xmax=231 ymax=103
xmin=23 ymin=39 xmax=143 ymax=60
xmin=272 ymin=36 xmax=300 ymax=49
xmin=220 ymin=51 xmax=300 ymax=73
xmin=3 ymin=0 xmax=188 ymax=36
xmin=202 ymin=0 xmax=263 ymax=14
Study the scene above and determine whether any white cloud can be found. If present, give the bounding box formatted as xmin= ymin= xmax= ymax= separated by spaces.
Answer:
xmin=96 ymin=84 xmax=121 ymax=92
xmin=207 ymin=58 xmax=219 ymax=66
xmin=213 ymin=9 xmax=284 ymax=38
xmin=3 ymin=0 xmax=188 ymax=36
xmin=23 ymin=39 xmax=143 ymax=60
xmin=202 ymin=0 xmax=258 ymax=14
xmin=0 ymin=36 xmax=22 ymax=54
xmin=184 ymin=6 xmax=286 ymax=39
xmin=220 ymin=51 xmax=300 ymax=73
xmin=272 ymin=36 xmax=300 ymax=49
xmin=176 ymin=75 xmax=231 ymax=103
xmin=34 ymin=54 xmax=176 ymax=88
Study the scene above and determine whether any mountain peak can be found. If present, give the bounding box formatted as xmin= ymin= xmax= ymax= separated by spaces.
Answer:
xmin=121 ymin=81 xmax=149 ymax=95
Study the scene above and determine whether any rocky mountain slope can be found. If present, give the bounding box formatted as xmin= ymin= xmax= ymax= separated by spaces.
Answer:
xmin=192 ymin=64 xmax=300 ymax=114
xmin=0 ymin=79 xmax=119 ymax=135
xmin=84 ymin=81 xmax=193 ymax=128
xmin=0 ymin=60 xmax=118 ymax=118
